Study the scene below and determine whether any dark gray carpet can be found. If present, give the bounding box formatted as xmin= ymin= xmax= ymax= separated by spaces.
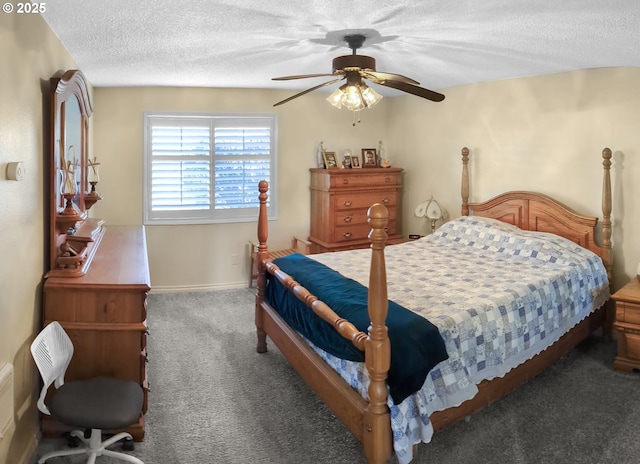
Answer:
xmin=32 ymin=289 xmax=640 ymax=463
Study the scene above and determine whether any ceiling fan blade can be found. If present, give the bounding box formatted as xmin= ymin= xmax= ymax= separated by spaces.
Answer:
xmin=375 ymin=79 xmax=445 ymax=102
xmin=272 ymin=73 xmax=340 ymax=81
xmin=273 ymin=77 xmax=344 ymax=107
xmin=361 ymin=70 xmax=420 ymax=85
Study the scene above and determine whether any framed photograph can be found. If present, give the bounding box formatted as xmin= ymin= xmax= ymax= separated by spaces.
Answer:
xmin=350 ymin=155 xmax=361 ymax=168
xmin=342 ymin=154 xmax=352 ymax=169
xmin=322 ymin=151 xmax=339 ymax=169
xmin=361 ymin=148 xmax=378 ymax=168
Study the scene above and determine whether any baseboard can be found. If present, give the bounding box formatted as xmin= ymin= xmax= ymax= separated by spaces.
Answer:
xmin=150 ymin=281 xmax=251 ymax=293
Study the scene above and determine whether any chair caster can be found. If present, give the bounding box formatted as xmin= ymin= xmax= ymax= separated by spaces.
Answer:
xmin=64 ymin=432 xmax=81 ymax=448
xmin=122 ymin=437 xmax=135 ymax=451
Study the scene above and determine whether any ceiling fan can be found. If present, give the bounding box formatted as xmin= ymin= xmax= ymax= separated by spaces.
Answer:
xmin=272 ymin=34 xmax=445 ymax=109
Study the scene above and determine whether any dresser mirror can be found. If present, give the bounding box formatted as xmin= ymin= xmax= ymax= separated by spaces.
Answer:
xmin=47 ymin=69 xmax=105 ymax=276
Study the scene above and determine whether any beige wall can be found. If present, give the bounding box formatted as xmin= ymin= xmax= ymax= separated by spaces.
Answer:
xmin=0 ymin=13 xmax=78 ymax=464
xmin=388 ymin=67 xmax=639 ymax=290
xmin=95 ymin=67 xmax=639 ymax=292
xmin=92 ymin=87 xmax=390 ymax=290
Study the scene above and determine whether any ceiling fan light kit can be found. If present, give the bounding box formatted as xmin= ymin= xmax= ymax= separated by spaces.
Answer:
xmin=272 ymin=33 xmax=445 ymax=123
xmin=326 ymin=78 xmax=383 ymax=112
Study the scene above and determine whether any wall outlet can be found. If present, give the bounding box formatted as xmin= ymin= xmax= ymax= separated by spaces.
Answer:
xmin=231 ymin=253 xmax=239 ymax=266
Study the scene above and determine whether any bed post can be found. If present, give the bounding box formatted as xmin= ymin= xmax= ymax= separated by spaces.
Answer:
xmin=601 ymin=148 xmax=613 ymax=284
xmin=255 ymin=180 xmax=269 ymax=353
xmin=363 ymin=204 xmax=392 ymax=464
xmin=601 ymin=148 xmax=614 ymax=337
xmin=461 ymin=147 xmax=470 ymax=216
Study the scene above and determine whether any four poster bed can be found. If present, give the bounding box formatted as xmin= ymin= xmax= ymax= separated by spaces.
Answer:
xmin=254 ymin=147 xmax=614 ymax=464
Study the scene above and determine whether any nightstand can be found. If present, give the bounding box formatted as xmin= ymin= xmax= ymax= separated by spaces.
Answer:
xmin=612 ymin=277 xmax=640 ymax=373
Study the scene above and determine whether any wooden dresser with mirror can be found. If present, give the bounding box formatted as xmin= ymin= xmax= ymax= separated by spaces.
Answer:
xmin=42 ymin=70 xmax=150 ymax=441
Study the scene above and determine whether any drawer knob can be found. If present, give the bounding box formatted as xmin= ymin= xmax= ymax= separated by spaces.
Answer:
xmin=385 ymin=176 xmax=391 ymax=183
xmin=382 ymin=197 xmax=390 ymax=204
xmin=343 ymin=232 xmax=352 ymax=238
xmin=342 ymin=178 xmax=349 ymax=184
xmin=343 ymin=200 xmax=352 ymax=207
xmin=343 ymin=216 xmax=353 ymax=223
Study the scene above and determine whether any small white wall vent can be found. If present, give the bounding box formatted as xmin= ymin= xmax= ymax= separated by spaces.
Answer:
xmin=0 ymin=362 xmax=14 ymax=440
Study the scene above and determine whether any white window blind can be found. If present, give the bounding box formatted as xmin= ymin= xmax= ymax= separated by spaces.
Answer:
xmin=143 ymin=113 xmax=277 ymax=224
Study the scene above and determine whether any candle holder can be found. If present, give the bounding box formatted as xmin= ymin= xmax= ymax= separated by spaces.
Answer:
xmin=84 ymin=182 xmax=103 ymax=210
xmin=85 ymin=157 xmax=102 ymax=210
xmin=56 ymin=193 xmax=83 ymax=234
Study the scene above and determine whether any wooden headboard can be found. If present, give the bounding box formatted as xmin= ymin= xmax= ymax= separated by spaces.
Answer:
xmin=459 ymin=147 xmax=613 ymax=283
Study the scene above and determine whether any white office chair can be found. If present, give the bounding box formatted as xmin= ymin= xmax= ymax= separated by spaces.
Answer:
xmin=30 ymin=321 xmax=144 ymax=464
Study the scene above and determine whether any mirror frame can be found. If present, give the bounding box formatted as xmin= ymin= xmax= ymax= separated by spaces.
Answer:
xmin=47 ymin=69 xmax=103 ymax=275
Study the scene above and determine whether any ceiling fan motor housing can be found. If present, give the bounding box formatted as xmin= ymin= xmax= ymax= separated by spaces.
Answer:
xmin=333 ymin=55 xmax=376 ymax=72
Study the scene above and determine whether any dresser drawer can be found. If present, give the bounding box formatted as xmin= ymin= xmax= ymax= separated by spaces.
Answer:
xmin=623 ymin=332 xmax=640 ymax=360
xmin=335 ymin=208 xmax=397 ymax=226
xmin=333 ymin=221 xmax=398 ymax=243
xmin=45 ymin=289 xmax=147 ymax=323
xmin=616 ymin=301 xmax=640 ymax=325
xmin=334 ymin=192 xmax=398 ymax=211
xmin=330 ymin=171 xmax=401 ymax=188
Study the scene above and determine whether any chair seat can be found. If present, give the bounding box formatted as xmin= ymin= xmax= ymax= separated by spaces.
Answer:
xmin=50 ymin=377 xmax=143 ymax=430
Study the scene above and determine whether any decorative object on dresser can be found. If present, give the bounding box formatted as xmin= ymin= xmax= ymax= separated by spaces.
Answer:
xmin=377 ymin=140 xmax=391 ymax=168
xmin=612 ymin=278 xmax=640 ymax=373
xmin=341 ymin=149 xmax=352 ymax=169
xmin=316 ymin=141 xmax=325 ymax=168
xmin=322 ymin=151 xmax=338 ymax=169
xmin=84 ymin=156 xmax=103 ymax=210
xmin=42 ymin=70 xmax=151 ymax=441
xmin=308 ymin=167 xmax=404 ymax=253
xmin=361 ymin=148 xmax=378 ymax=167
xmin=414 ymin=196 xmax=448 ymax=233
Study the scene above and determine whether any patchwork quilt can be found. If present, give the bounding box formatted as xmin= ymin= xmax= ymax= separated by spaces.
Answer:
xmin=306 ymin=216 xmax=610 ymax=464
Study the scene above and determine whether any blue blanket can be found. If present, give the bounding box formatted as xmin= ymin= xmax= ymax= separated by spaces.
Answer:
xmin=265 ymin=253 xmax=448 ymax=404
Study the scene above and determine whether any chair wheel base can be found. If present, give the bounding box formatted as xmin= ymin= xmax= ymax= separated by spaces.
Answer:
xmin=123 ymin=437 xmax=135 ymax=451
xmin=64 ymin=432 xmax=81 ymax=448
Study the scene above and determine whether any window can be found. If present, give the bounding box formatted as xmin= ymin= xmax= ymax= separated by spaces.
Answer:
xmin=143 ymin=113 xmax=278 ymax=224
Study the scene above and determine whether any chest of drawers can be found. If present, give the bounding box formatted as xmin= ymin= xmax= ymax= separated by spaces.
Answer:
xmin=308 ymin=167 xmax=404 ymax=253
xmin=612 ymin=278 xmax=640 ymax=373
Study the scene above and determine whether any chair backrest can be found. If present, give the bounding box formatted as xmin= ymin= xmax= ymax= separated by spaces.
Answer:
xmin=30 ymin=321 xmax=74 ymax=415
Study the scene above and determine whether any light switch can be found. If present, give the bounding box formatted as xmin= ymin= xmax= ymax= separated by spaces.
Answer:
xmin=6 ymin=162 xmax=25 ymax=181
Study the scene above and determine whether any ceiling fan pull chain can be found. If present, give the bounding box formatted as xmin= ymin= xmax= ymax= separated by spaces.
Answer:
xmin=352 ymin=111 xmax=361 ymax=126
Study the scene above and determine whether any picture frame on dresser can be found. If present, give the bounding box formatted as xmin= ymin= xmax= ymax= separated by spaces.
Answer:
xmin=351 ymin=155 xmax=361 ymax=168
xmin=323 ymin=151 xmax=338 ymax=169
xmin=361 ymin=148 xmax=377 ymax=167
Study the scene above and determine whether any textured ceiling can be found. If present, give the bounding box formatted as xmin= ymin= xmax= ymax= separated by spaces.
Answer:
xmin=42 ymin=0 xmax=640 ymax=97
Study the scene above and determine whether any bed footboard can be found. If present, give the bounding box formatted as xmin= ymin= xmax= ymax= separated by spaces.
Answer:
xmin=254 ymin=180 xmax=392 ymax=464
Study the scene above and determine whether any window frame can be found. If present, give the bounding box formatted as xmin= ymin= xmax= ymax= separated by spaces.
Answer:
xmin=143 ymin=112 xmax=278 ymax=225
